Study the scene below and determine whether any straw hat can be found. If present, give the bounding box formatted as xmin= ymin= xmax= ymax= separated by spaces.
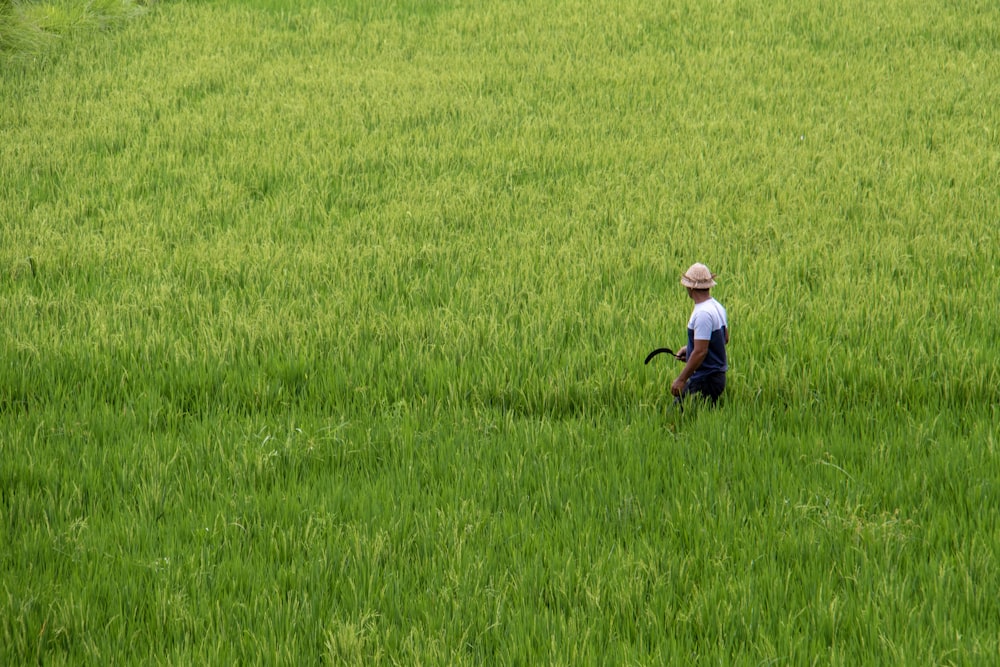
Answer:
xmin=680 ymin=263 xmax=717 ymax=289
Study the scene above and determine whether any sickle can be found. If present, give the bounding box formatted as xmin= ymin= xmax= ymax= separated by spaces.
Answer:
xmin=644 ymin=347 xmax=682 ymax=364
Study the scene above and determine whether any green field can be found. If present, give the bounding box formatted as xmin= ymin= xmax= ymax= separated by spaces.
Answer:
xmin=3 ymin=0 xmax=1000 ymax=663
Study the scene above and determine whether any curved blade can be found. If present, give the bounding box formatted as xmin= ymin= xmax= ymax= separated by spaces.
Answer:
xmin=644 ymin=347 xmax=676 ymax=364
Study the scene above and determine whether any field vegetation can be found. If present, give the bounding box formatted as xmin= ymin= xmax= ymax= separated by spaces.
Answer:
xmin=1 ymin=0 xmax=146 ymax=59
xmin=2 ymin=0 xmax=999 ymax=663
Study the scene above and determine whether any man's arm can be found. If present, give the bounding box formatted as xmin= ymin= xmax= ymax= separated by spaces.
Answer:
xmin=671 ymin=339 xmax=709 ymax=396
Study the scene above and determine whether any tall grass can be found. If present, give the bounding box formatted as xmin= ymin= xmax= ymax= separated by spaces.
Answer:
xmin=2 ymin=0 xmax=1000 ymax=663
xmin=0 ymin=0 xmax=144 ymax=60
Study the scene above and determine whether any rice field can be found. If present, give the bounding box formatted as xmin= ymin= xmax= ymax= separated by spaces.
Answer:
xmin=2 ymin=0 xmax=1000 ymax=663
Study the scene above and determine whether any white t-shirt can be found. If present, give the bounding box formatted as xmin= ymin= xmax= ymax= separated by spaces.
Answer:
xmin=687 ymin=298 xmax=728 ymax=377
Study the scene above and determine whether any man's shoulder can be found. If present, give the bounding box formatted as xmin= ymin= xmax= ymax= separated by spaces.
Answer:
xmin=692 ymin=299 xmax=726 ymax=324
xmin=694 ymin=298 xmax=724 ymax=312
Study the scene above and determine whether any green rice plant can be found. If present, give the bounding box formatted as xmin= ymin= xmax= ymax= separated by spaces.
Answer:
xmin=2 ymin=0 xmax=1000 ymax=663
xmin=0 ymin=0 xmax=144 ymax=60
xmin=1 ymin=0 xmax=59 ymax=55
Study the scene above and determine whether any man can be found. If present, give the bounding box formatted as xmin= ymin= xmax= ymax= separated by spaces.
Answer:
xmin=671 ymin=263 xmax=729 ymax=404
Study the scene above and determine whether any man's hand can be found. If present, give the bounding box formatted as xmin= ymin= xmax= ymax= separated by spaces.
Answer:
xmin=671 ymin=340 xmax=708 ymax=397
xmin=674 ymin=347 xmax=688 ymax=361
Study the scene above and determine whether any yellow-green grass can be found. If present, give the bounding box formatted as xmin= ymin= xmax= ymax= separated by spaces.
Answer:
xmin=2 ymin=0 xmax=999 ymax=663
